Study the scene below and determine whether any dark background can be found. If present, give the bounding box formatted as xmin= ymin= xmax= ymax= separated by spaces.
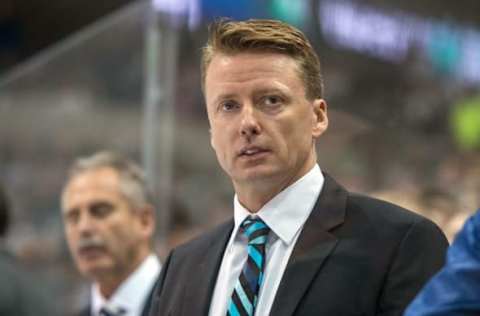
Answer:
xmin=0 ymin=0 xmax=134 ymax=73
xmin=1 ymin=0 xmax=480 ymax=74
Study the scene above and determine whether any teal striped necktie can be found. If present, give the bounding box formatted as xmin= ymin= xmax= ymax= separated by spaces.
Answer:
xmin=227 ymin=217 xmax=270 ymax=316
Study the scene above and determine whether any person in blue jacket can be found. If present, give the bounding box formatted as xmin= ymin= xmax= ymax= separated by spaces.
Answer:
xmin=405 ymin=208 xmax=480 ymax=316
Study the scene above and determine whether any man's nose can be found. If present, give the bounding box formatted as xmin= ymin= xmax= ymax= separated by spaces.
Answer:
xmin=239 ymin=105 xmax=261 ymax=139
xmin=77 ymin=212 xmax=95 ymax=235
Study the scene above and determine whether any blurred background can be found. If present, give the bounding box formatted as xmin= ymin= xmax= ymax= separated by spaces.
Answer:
xmin=1 ymin=0 xmax=480 ymax=313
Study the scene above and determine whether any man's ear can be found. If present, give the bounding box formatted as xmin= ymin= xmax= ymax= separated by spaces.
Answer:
xmin=312 ymin=98 xmax=328 ymax=138
xmin=138 ymin=204 xmax=155 ymax=237
xmin=210 ymin=128 xmax=216 ymax=150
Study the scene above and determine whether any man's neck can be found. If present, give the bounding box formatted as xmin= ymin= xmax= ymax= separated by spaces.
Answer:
xmin=234 ymin=160 xmax=317 ymax=213
xmin=234 ymin=175 xmax=301 ymax=213
xmin=235 ymin=187 xmax=278 ymax=213
xmin=98 ymin=278 xmax=123 ymax=299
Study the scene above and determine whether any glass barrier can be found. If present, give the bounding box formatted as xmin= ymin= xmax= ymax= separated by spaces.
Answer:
xmin=0 ymin=2 xmax=153 ymax=313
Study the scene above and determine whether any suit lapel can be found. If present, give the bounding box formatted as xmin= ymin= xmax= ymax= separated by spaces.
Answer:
xmin=182 ymin=221 xmax=234 ymax=316
xmin=141 ymin=276 xmax=160 ymax=316
xmin=269 ymin=173 xmax=347 ymax=316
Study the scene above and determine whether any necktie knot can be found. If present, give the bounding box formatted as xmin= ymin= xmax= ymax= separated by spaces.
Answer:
xmin=241 ymin=217 xmax=270 ymax=245
xmin=99 ymin=306 xmax=126 ymax=316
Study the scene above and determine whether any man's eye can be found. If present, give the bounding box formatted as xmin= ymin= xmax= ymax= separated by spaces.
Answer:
xmin=64 ymin=209 xmax=79 ymax=224
xmin=221 ymin=101 xmax=239 ymax=111
xmin=263 ymin=95 xmax=282 ymax=107
xmin=90 ymin=202 xmax=113 ymax=218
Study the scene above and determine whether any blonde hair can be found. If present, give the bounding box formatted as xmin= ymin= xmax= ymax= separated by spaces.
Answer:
xmin=201 ymin=19 xmax=324 ymax=100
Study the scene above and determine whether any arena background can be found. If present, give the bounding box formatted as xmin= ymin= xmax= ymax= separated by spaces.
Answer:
xmin=1 ymin=0 xmax=480 ymax=313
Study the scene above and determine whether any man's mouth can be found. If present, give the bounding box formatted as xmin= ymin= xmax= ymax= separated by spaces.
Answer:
xmin=78 ymin=245 xmax=106 ymax=259
xmin=238 ymin=146 xmax=269 ymax=157
xmin=77 ymin=237 xmax=106 ymax=259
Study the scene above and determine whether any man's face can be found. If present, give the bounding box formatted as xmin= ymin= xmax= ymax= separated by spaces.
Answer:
xmin=62 ymin=167 xmax=151 ymax=282
xmin=205 ymin=52 xmax=328 ymax=189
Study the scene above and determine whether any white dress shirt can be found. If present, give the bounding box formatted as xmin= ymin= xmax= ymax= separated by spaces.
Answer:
xmin=208 ymin=165 xmax=324 ymax=316
xmin=91 ymin=254 xmax=161 ymax=316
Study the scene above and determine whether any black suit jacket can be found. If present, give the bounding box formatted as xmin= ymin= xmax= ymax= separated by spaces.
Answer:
xmin=150 ymin=174 xmax=448 ymax=316
xmin=76 ymin=276 xmax=158 ymax=316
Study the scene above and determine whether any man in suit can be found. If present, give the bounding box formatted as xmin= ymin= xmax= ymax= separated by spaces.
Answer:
xmin=0 ymin=184 xmax=58 ymax=316
xmin=150 ymin=19 xmax=448 ymax=316
xmin=62 ymin=151 xmax=161 ymax=316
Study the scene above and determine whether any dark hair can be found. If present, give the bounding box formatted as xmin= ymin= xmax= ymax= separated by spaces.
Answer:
xmin=0 ymin=184 xmax=9 ymax=237
xmin=201 ymin=19 xmax=324 ymax=100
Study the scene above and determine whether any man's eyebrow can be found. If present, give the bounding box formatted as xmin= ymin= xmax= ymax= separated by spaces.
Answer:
xmin=89 ymin=200 xmax=113 ymax=208
xmin=253 ymin=88 xmax=286 ymax=96
xmin=63 ymin=206 xmax=78 ymax=215
xmin=210 ymin=93 xmax=237 ymax=105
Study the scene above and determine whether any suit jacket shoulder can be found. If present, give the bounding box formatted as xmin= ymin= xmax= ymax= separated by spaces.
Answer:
xmin=74 ymin=306 xmax=90 ymax=316
xmin=270 ymin=174 xmax=448 ymax=316
xmin=150 ymin=220 xmax=234 ymax=316
xmin=169 ymin=220 xmax=233 ymax=261
xmin=347 ymin=191 xmax=446 ymax=238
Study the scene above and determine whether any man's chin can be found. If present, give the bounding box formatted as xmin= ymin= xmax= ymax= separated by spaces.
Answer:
xmin=232 ymin=167 xmax=281 ymax=184
xmin=79 ymin=261 xmax=113 ymax=278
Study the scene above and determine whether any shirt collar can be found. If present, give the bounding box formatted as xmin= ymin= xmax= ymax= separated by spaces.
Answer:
xmin=233 ymin=164 xmax=324 ymax=245
xmin=91 ymin=254 xmax=161 ymax=316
